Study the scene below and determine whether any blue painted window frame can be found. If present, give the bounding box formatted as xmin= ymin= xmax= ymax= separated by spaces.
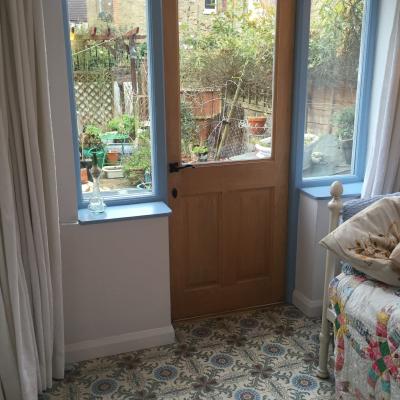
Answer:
xmin=61 ymin=0 xmax=168 ymax=209
xmin=291 ymin=0 xmax=378 ymax=189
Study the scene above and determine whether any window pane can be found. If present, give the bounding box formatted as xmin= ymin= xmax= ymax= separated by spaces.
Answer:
xmin=205 ymin=0 xmax=217 ymax=10
xmin=68 ymin=0 xmax=153 ymax=199
xmin=303 ymin=0 xmax=365 ymax=178
xmin=179 ymin=0 xmax=276 ymax=163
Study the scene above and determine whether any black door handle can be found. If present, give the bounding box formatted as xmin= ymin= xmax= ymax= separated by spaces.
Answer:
xmin=169 ymin=162 xmax=195 ymax=173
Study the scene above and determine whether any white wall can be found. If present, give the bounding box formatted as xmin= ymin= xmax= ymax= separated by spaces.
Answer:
xmin=293 ymin=0 xmax=398 ymax=318
xmin=43 ymin=0 xmax=174 ymax=362
xmin=293 ymin=194 xmax=331 ymax=317
xmin=61 ymin=218 xmax=173 ymax=362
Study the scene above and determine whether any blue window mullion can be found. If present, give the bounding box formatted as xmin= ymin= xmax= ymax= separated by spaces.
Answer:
xmin=352 ymin=0 xmax=378 ymax=181
xmin=61 ymin=0 xmax=85 ymax=209
xmin=290 ymin=0 xmax=311 ymax=191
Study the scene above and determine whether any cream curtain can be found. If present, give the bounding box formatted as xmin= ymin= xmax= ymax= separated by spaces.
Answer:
xmin=362 ymin=2 xmax=400 ymax=197
xmin=0 ymin=0 xmax=64 ymax=399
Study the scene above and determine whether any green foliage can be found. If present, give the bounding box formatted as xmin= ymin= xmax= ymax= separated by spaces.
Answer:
xmin=136 ymin=42 xmax=148 ymax=62
xmin=107 ymin=117 xmax=121 ymax=132
xmin=179 ymin=1 xmax=275 ymax=96
xmin=333 ymin=106 xmax=355 ymax=140
xmin=308 ymin=0 xmax=364 ymax=86
xmin=98 ymin=11 xmax=113 ymax=23
xmin=122 ymin=130 xmax=151 ymax=184
xmin=180 ymin=100 xmax=198 ymax=156
xmin=82 ymin=125 xmax=103 ymax=150
xmin=192 ymin=145 xmax=208 ymax=155
xmin=123 ymin=146 xmax=151 ymax=172
xmin=107 ymin=114 xmax=137 ymax=138
xmin=72 ymin=42 xmax=121 ymax=71
xmin=179 ymin=0 xmax=364 ymax=94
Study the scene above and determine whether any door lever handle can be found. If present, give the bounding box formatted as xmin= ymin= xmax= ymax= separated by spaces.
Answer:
xmin=169 ymin=162 xmax=195 ymax=173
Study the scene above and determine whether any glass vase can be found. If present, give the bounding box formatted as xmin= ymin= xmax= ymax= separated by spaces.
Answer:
xmin=88 ymin=164 xmax=106 ymax=213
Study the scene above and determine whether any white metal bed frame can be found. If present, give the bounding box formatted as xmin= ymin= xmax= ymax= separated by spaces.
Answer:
xmin=316 ymin=180 xmax=344 ymax=379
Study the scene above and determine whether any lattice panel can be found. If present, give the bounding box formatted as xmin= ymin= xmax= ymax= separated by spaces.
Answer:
xmin=74 ymin=72 xmax=113 ymax=128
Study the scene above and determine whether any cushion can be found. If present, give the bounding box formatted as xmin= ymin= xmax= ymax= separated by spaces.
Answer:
xmin=320 ymin=196 xmax=400 ymax=286
xmin=342 ymin=192 xmax=400 ymax=221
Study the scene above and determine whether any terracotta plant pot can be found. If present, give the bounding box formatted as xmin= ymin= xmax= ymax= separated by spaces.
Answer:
xmin=107 ymin=151 xmax=120 ymax=164
xmin=80 ymin=168 xmax=88 ymax=184
xmin=247 ymin=116 xmax=267 ymax=135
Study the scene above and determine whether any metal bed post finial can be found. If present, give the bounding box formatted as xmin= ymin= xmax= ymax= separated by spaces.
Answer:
xmin=317 ymin=181 xmax=343 ymax=379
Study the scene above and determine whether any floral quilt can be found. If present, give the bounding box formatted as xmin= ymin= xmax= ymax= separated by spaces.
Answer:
xmin=329 ymin=270 xmax=400 ymax=399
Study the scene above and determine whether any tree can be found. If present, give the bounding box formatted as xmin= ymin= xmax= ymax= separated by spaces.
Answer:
xmin=308 ymin=0 xmax=364 ymax=87
xmin=179 ymin=0 xmax=276 ymax=100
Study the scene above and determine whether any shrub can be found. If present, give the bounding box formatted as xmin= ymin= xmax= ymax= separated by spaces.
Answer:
xmin=180 ymin=3 xmax=276 ymax=97
xmin=122 ymin=130 xmax=151 ymax=185
xmin=192 ymin=145 xmax=208 ymax=155
xmin=82 ymin=125 xmax=103 ymax=150
xmin=333 ymin=107 xmax=355 ymax=141
xmin=107 ymin=114 xmax=137 ymax=139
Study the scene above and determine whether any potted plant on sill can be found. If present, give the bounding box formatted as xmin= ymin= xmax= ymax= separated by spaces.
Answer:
xmin=82 ymin=125 xmax=105 ymax=168
xmin=333 ymin=106 xmax=355 ymax=165
xmin=192 ymin=145 xmax=208 ymax=162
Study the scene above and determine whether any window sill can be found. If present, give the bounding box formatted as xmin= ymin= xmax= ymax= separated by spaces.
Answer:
xmin=78 ymin=201 xmax=172 ymax=224
xmin=299 ymin=181 xmax=363 ymax=200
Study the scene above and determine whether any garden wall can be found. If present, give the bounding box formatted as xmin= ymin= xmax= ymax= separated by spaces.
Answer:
xmin=306 ymin=83 xmax=357 ymax=136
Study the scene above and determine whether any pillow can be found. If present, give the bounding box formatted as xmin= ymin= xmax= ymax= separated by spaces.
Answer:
xmin=342 ymin=192 xmax=400 ymax=221
xmin=320 ymin=196 xmax=400 ymax=286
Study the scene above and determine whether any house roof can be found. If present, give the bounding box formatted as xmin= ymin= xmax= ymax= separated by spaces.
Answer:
xmin=68 ymin=0 xmax=88 ymax=23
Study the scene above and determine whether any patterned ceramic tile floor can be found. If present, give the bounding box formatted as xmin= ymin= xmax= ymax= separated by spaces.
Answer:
xmin=40 ymin=304 xmax=335 ymax=399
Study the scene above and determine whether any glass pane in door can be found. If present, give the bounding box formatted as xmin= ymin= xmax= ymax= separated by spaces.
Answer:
xmin=179 ymin=0 xmax=277 ymax=163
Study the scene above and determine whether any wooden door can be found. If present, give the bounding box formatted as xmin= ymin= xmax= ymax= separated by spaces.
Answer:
xmin=163 ymin=1 xmax=296 ymax=320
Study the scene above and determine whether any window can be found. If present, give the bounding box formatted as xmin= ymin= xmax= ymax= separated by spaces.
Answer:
xmin=297 ymin=0 xmax=376 ymax=185
xmin=204 ymin=0 xmax=217 ymax=14
xmin=64 ymin=0 xmax=166 ymax=206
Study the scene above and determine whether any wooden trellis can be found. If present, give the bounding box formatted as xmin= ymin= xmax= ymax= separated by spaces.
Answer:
xmin=74 ymin=71 xmax=113 ymax=127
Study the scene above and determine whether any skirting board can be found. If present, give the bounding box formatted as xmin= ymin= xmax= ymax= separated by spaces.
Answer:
xmin=65 ymin=325 xmax=175 ymax=363
xmin=292 ymin=289 xmax=322 ymax=318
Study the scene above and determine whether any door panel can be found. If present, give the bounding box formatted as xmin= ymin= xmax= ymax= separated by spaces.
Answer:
xmin=182 ymin=192 xmax=221 ymax=289
xmin=164 ymin=1 xmax=296 ymax=320
xmin=227 ymin=187 xmax=273 ymax=282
